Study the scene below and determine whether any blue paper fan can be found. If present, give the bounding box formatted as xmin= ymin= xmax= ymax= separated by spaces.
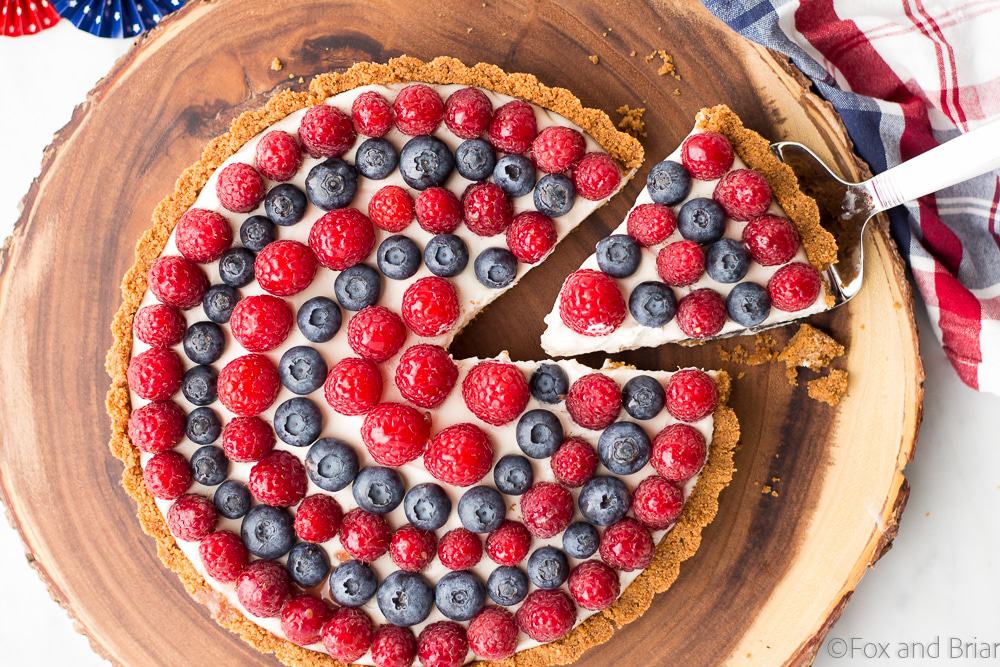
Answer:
xmin=54 ymin=0 xmax=184 ymax=37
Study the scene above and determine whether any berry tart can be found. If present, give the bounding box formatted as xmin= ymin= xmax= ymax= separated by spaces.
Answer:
xmin=541 ymin=105 xmax=839 ymax=356
xmin=107 ymin=57 xmax=738 ymax=666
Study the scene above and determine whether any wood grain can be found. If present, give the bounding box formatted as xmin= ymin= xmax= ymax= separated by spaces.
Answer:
xmin=0 ymin=1 xmax=922 ymax=665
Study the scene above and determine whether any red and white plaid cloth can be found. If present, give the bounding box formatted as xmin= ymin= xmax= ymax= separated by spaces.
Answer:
xmin=705 ymin=0 xmax=1000 ymax=394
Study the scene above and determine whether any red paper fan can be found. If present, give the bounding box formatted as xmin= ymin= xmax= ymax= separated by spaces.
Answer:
xmin=1 ymin=0 xmax=60 ymax=37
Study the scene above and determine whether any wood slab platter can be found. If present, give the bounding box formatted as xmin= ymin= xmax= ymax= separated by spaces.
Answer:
xmin=0 ymin=0 xmax=922 ymax=665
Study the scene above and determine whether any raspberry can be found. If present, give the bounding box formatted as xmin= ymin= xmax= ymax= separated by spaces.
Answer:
xmin=532 ymin=126 xmax=586 ymax=173
xmin=681 ymin=131 xmax=734 ymax=180
xmin=255 ymin=130 xmax=303 ymax=181
xmin=352 ymin=90 xmax=394 ymax=137
xmin=633 ymin=475 xmax=685 ymax=529
xmin=324 ymin=357 xmax=383 ymax=415
xmin=652 ymin=423 xmax=707 ymax=481
xmin=743 ymin=214 xmax=801 ymax=266
xmin=148 ymin=255 xmax=208 ymax=309
xmin=218 ymin=354 xmax=280 ymax=416
xmin=294 ymin=494 xmax=344 ymax=543
xmin=550 ymin=437 xmax=598 ymax=487
xmin=298 ymin=105 xmax=356 ymax=158
xmin=167 ymin=494 xmax=217 ymax=541
xmin=254 ymin=240 xmax=318 ymax=296
xmin=128 ymin=400 xmax=185 ymax=453
xmin=676 ymin=288 xmax=726 ymax=339
xmin=134 ymin=304 xmax=186 ymax=348
xmin=573 ymin=152 xmax=621 ymax=200
xmin=308 ymin=208 xmax=375 ymax=270
xmin=461 ymin=361 xmax=530 ymax=426
xmin=394 ymin=344 xmax=458 ymax=409
xmin=437 ymin=528 xmax=483 ymax=570
xmin=424 ymin=423 xmax=494 ymax=487
xmin=506 ymin=211 xmax=556 ymax=264
xmin=485 ymin=520 xmax=531 ymax=566
xmin=322 ymin=607 xmax=374 ymax=662
xmin=339 ymin=508 xmax=391 ymax=562
xmin=468 ymin=607 xmax=518 ymax=660
xmin=445 ymin=87 xmax=493 ymax=139
xmin=362 ymin=402 xmax=431 ymax=466
xmin=216 ymin=162 xmax=265 ymax=213
xmin=389 ymin=524 xmax=437 ymax=572
xmin=199 ymin=531 xmax=247 ymax=582
xmin=347 ymin=306 xmax=407 ymax=362
xmin=713 ymin=168 xmax=772 ymax=220
xmin=401 ymin=276 xmax=459 ymax=337
xmin=627 ymin=203 xmax=676 ymax=247
xmin=418 ymin=621 xmax=468 ymax=667
xmin=371 ymin=625 xmax=417 ymax=667
xmin=222 ymin=415 xmax=275 ymax=462
xmin=665 ymin=369 xmax=718 ymax=422
xmin=567 ymin=560 xmax=620 ymax=611
xmin=462 ymin=182 xmax=512 ymax=236
xmin=392 ymin=84 xmax=444 ymax=135
xmin=520 ymin=482 xmax=573 ymax=538
xmin=599 ymin=518 xmax=653 ymax=571
xmin=415 ymin=187 xmax=462 ymax=234
xmin=280 ymin=595 xmax=332 ymax=646
xmin=768 ymin=262 xmax=822 ymax=311
xmin=127 ymin=347 xmax=183 ymax=401
xmin=175 ymin=208 xmax=233 ymax=263
xmin=488 ymin=100 xmax=537 ymax=153
xmin=558 ymin=269 xmax=626 ymax=336
xmin=229 ymin=294 xmax=293 ymax=352
xmin=143 ymin=451 xmax=191 ymax=500
xmin=515 ymin=589 xmax=576 ymax=642
xmin=656 ymin=240 xmax=705 ymax=286
xmin=369 ymin=185 xmax=415 ymax=232
xmin=566 ymin=373 xmax=621 ymax=430
xmin=249 ymin=450 xmax=307 ymax=507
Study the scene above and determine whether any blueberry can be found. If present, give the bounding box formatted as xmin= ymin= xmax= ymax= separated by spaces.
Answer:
xmin=306 ymin=438 xmax=359 ymax=492
xmin=214 ymin=480 xmax=251 ymax=519
xmin=240 ymin=215 xmax=276 ymax=252
xmin=474 ymin=247 xmax=517 ymax=289
xmin=306 ymin=158 xmax=358 ymax=210
xmin=189 ymin=445 xmax=228 ymax=486
xmin=527 ymin=547 xmax=569 ymax=589
xmin=621 ymin=375 xmax=665 ymax=420
xmin=182 ymin=365 xmax=217 ymax=406
xmin=183 ymin=321 xmax=224 ymax=365
xmin=726 ymin=282 xmax=772 ymax=327
xmin=403 ymin=483 xmax=452 ymax=531
xmin=596 ymin=234 xmax=641 ymax=278
xmin=435 ymin=571 xmax=486 ymax=621
xmin=334 ymin=264 xmax=382 ymax=310
xmin=355 ymin=138 xmax=398 ymax=180
xmin=456 ymin=138 xmax=496 ymax=181
xmin=219 ymin=247 xmax=255 ymax=287
xmin=486 ymin=566 xmax=529 ymax=607
xmin=377 ymin=235 xmax=421 ymax=280
xmin=678 ymin=197 xmax=726 ymax=243
xmin=562 ymin=522 xmax=600 ymax=559
xmin=424 ymin=234 xmax=469 ymax=277
xmin=516 ymin=409 xmax=564 ymax=459
xmin=458 ymin=486 xmax=506 ymax=533
xmin=241 ymin=504 xmax=295 ymax=558
xmin=202 ymin=284 xmax=240 ymax=323
xmin=286 ymin=542 xmax=330 ymax=588
xmin=265 ymin=183 xmax=307 ymax=226
xmin=706 ymin=238 xmax=751 ymax=283
xmin=533 ymin=173 xmax=575 ymax=217
xmin=186 ymin=407 xmax=221 ymax=444
xmin=377 ymin=571 xmax=434 ymax=627
xmin=493 ymin=154 xmax=535 ymax=196
xmin=297 ymin=296 xmax=342 ymax=343
xmin=493 ymin=455 xmax=533 ymax=495
xmin=330 ymin=560 xmax=378 ymax=607
xmin=530 ymin=363 xmax=569 ymax=404
xmin=598 ymin=421 xmax=651 ymax=475
xmin=353 ymin=467 xmax=405 ymax=514
xmin=278 ymin=346 xmax=328 ymax=395
xmin=399 ymin=136 xmax=455 ymax=190
xmin=647 ymin=160 xmax=691 ymax=205
xmin=273 ymin=397 xmax=323 ymax=446
xmin=629 ymin=281 xmax=677 ymax=327
xmin=579 ymin=476 xmax=631 ymax=526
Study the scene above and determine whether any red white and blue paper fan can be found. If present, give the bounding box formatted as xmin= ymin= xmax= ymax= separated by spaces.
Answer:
xmin=1 ymin=0 xmax=61 ymax=37
xmin=54 ymin=0 xmax=184 ymax=38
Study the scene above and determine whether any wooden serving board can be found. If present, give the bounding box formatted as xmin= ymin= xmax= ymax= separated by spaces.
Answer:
xmin=0 ymin=0 xmax=922 ymax=665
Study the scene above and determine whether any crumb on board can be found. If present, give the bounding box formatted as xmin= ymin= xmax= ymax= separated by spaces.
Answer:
xmin=761 ymin=484 xmax=772 ymax=495
xmin=645 ymin=49 xmax=681 ymax=79
xmin=718 ymin=333 xmax=780 ymax=366
xmin=588 ymin=55 xmax=600 ymax=64
xmin=298 ymin=77 xmax=305 ymax=84
xmin=615 ymin=104 xmax=647 ymax=138
xmin=807 ymin=369 xmax=849 ymax=406
xmin=629 ymin=49 xmax=637 ymax=57
xmin=270 ymin=57 xmax=284 ymax=72
xmin=673 ymin=88 xmax=681 ymax=96
xmin=777 ymin=324 xmax=846 ymax=385
xmin=467 ymin=27 xmax=473 ymax=33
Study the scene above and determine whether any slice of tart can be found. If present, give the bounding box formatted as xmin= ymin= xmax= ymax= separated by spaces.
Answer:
xmin=541 ymin=105 xmax=839 ymax=357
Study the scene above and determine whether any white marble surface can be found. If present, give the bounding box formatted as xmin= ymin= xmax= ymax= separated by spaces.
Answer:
xmin=2 ymin=23 xmax=999 ymax=667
